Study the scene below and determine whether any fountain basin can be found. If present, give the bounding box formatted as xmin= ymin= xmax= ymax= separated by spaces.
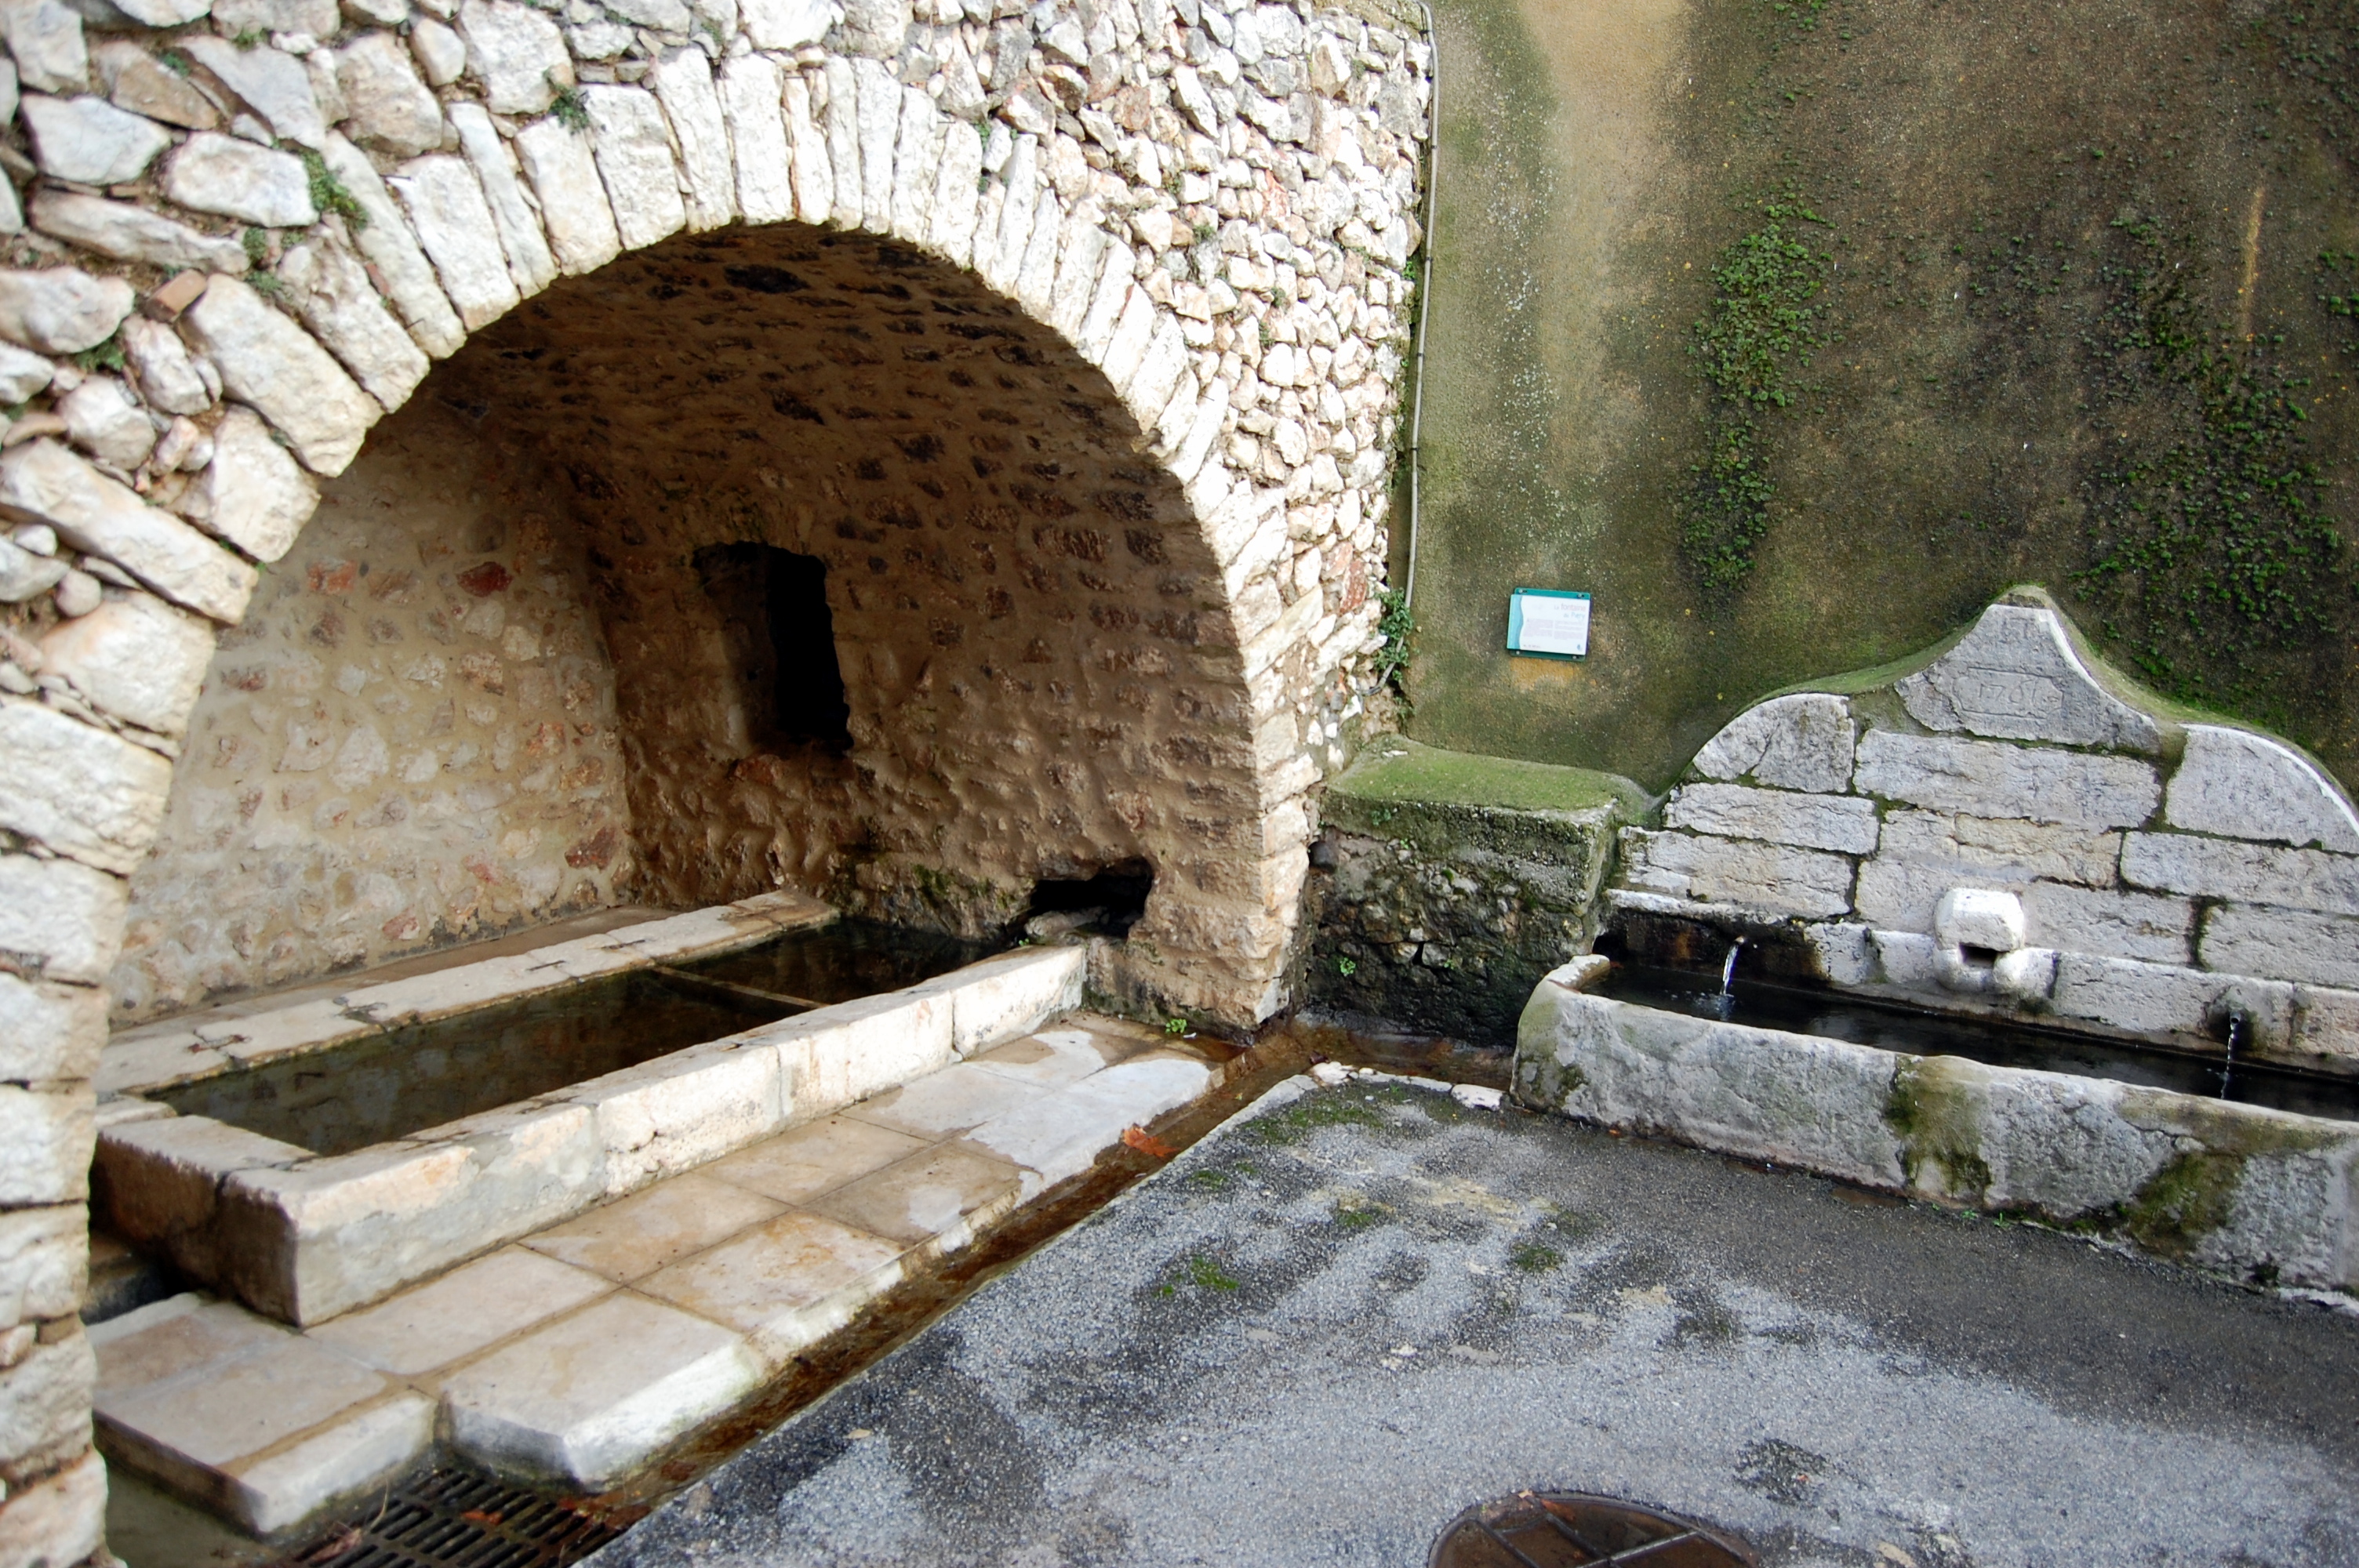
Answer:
xmin=1517 ymin=958 xmax=2359 ymax=1289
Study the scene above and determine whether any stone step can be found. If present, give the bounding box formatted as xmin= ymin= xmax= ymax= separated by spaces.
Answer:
xmin=93 ymin=1011 xmax=1217 ymax=1536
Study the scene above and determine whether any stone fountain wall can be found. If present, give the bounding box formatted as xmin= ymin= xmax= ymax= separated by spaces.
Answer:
xmin=0 ymin=0 xmax=1434 ymax=1551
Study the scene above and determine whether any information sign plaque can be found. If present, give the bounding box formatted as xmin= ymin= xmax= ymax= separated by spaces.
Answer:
xmin=1507 ymin=589 xmax=1590 ymax=660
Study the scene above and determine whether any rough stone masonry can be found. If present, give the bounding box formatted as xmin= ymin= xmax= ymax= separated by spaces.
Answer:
xmin=0 ymin=0 xmax=1435 ymax=1554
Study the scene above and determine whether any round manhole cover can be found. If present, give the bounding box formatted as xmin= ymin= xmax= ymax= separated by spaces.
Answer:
xmin=1430 ymin=1491 xmax=1757 ymax=1568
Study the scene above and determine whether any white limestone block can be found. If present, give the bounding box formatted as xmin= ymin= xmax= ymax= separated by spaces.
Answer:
xmin=0 ymin=1082 xmax=93 ymax=1203
xmin=822 ymin=57 xmax=860 ymax=227
xmin=1691 ymin=692 xmax=1856 ymax=793
xmin=1853 ymin=729 xmax=2159 ymax=830
xmin=1618 ymin=826 xmax=1855 ymax=919
xmin=162 ymin=133 xmax=316 ymax=228
xmin=180 ymin=36 xmax=327 ymax=149
xmin=1097 ymin=285 xmax=1156 ymax=388
xmin=1049 ymin=212 xmax=1107 ymax=339
xmin=0 ymin=342 xmax=51 ymax=405
xmin=969 ymin=1053 xmax=1214 ymax=1188
xmin=0 ymin=266 xmax=131 ymax=354
xmin=718 ymin=54 xmax=792 ymax=225
xmin=0 ymin=1451 xmax=104 ymax=1568
xmin=2165 ymin=724 xmax=2359 ymax=852
xmin=1016 ymin=187 xmax=1060 ymax=319
xmin=583 ymin=85 xmax=686 ymax=252
xmin=852 ymin=57 xmax=896 ymax=233
xmin=93 ymin=40 xmax=217 ymax=129
xmin=2292 ymin=984 xmax=2359 ymax=1060
xmin=1124 ymin=313 xmax=1189 ymax=424
xmin=183 ymin=277 xmax=381 ymax=477
xmin=1 ymin=0 xmax=85 ymax=95
xmin=1664 ymin=782 xmax=1879 ymax=854
xmin=0 ymin=440 xmax=256 ymax=620
xmin=740 ymin=0 xmax=835 ymax=48
xmin=191 ymin=407 xmax=317 ymax=563
xmin=888 ymin=85 xmax=940 ymax=243
xmin=1897 ymin=601 xmax=2161 ymax=753
xmin=2201 ymin=904 xmax=2359 ymax=990
xmin=227 ymin=1392 xmax=434 ymax=1535
xmin=0 ymin=851 xmax=122 ymax=984
xmin=445 ymin=103 xmax=555 ymax=297
xmin=31 ymin=190 xmax=246 ymax=276
xmin=20 ymin=93 xmax=170 ymax=184
xmin=1875 ymin=809 xmax=2121 ymax=888
xmin=458 ymin=0 xmax=572 ymax=116
xmin=317 ymin=132 xmax=467 ymax=360
xmin=653 ymin=48 xmax=735 ymax=234
xmin=2048 ymin=951 xmax=2292 ymax=1042
xmin=783 ymin=71 xmax=833 ymax=227
xmin=335 ymin=30 xmax=447 ymax=158
xmin=2022 ymin=882 xmax=2193 ymax=967
xmin=36 ymin=591 xmax=212 ymax=739
xmin=1077 ymin=250 xmax=1133 ymax=361
xmin=925 ymin=113 xmax=981 ymax=263
xmin=389 ymin=154 xmax=522 ymax=331
xmin=2122 ymin=831 xmax=2359 ymax=917
xmin=213 ymin=0 xmax=336 ymax=32
xmin=276 ymin=236 xmax=431 ymax=410
xmin=1932 ymin=886 xmax=2023 ymax=952
xmin=983 ymin=132 xmax=1035 ymax=291
xmin=0 ymin=698 xmax=172 ymax=874
xmin=1171 ymin=379 xmax=1228 ymax=483
xmin=0 ymin=971 xmax=104 ymax=1082
xmin=410 ymin=16 xmax=467 ymax=88
xmin=58 ymin=375 xmax=155 ymax=469
xmin=514 ymin=116 xmax=621 ymax=277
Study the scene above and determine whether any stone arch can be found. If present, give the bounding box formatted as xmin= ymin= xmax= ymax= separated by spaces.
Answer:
xmin=0 ymin=0 xmax=1431 ymax=1551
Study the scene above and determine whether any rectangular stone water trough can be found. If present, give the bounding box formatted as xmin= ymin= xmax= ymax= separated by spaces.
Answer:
xmin=92 ymin=892 xmax=1088 ymax=1325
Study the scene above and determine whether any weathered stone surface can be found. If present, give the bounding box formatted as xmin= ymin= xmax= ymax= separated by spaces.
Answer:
xmin=1619 ymin=827 xmax=1854 ymax=918
xmin=2201 ymin=904 xmax=2359 ymax=990
xmin=584 ymin=85 xmax=685 ymax=252
xmin=182 ymin=277 xmax=380 ymax=476
xmin=2021 ymin=882 xmax=2191 ymax=966
xmin=277 ymin=237 xmax=430 ymax=411
xmin=458 ymin=0 xmax=571 ymax=116
xmin=0 ymin=1449 xmax=104 ymax=1568
xmin=1663 ymin=782 xmax=1879 ymax=854
xmin=2165 ymin=724 xmax=2359 ymax=852
xmin=180 ymin=36 xmax=326 ymax=150
xmin=441 ymin=1293 xmax=763 ymax=1485
xmin=188 ymin=406 xmax=316 ymax=563
xmin=783 ymin=71 xmax=831 ymax=226
xmin=1898 ymin=601 xmax=2162 ymax=753
xmin=2121 ymin=831 xmax=2359 ymax=916
xmin=821 ymin=57 xmax=860 ymax=226
xmin=389 ymin=154 xmax=521 ymax=331
xmin=31 ymin=191 xmax=248 ymax=277
xmin=652 ymin=49 xmax=733 ymax=233
xmin=0 ymin=440 xmax=257 ymax=621
xmin=1 ymin=0 xmax=84 ymax=95
xmin=0 ymin=854 xmax=125 ymax=985
xmin=642 ymin=1208 xmax=907 ymax=1365
xmin=0 ymin=535 xmax=66 ymax=602
xmin=335 ymin=31 xmax=445 ymax=158
xmin=36 ymin=592 xmax=213 ymax=738
xmin=1875 ymin=809 xmax=2121 ymax=887
xmin=0 ymin=1330 xmax=95 ymax=1484
xmin=2048 ymin=951 xmax=2292 ymax=1042
xmin=211 ymin=0 xmax=336 ymax=34
xmin=523 ymin=1173 xmax=780 ymax=1283
xmin=226 ymin=1391 xmax=434 ymax=1535
xmin=1853 ymin=730 xmax=2160 ymax=829
xmin=0 ymin=699 xmax=173 ymax=873
xmin=0 ymin=343 xmax=52 ymax=405
xmin=0 ymin=267 xmax=131 ymax=354
xmin=306 ymin=1247 xmax=609 ymax=1375
xmin=410 ymin=16 xmax=466 ymax=89
xmin=718 ymin=53 xmax=792 ymax=225
xmin=57 ymin=375 xmax=155 ymax=470
xmin=112 ymin=0 xmax=212 ymax=22
xmin=705 ymin=1116 xmax=928 ymax=1207
xmin=514 ymin=116 xmax=620 ymax=276
xmin=318 ymin=133 xmax=467 ymax=360
xmin=449 ymin=102 xmax=555 ymax=296
xmin=20 ymin=93 xmax=170 ymax=185
xmin=740 ymin=0 xmax=834 ymax=49
xmin=161 ymin=134 xmax=316 ymax=228
xmin=0 ymin=973 xmax=104 ymax=1083
xmin=93 ymin=41 xmax=216 ymax=129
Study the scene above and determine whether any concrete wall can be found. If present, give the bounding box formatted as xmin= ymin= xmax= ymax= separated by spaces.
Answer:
xmin=110 ymin=398 xmax=631 ymax=1022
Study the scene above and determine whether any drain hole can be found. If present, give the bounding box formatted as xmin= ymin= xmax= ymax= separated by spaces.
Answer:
xmin=1429 ymin=1491 xmax=1756 ymax=1567
xmin=297 ymin=1467 xmax=633 ymax=1568
xmin=1022 ymin=860 xmax=1154 ymax=940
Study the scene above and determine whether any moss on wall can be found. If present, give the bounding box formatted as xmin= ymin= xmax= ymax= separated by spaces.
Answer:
xmin=1410 ymin=0 xmax=2359 ymax=789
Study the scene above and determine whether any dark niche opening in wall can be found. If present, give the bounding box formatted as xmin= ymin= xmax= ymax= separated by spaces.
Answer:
xmin=694 ymin=543 xmax=852 ymax=752
xmin=1023 ymin=860 xmax=1156 ymax=940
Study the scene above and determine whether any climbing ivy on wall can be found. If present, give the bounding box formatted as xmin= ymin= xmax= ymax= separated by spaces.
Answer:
xmin=1676 ymin=192 xmax=1833 ymax=598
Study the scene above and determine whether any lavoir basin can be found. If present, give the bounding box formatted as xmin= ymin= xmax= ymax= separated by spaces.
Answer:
xmin=94 ymin=894 xmax=1085 ymax=1323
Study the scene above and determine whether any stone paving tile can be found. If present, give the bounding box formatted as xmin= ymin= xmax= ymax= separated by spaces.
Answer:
xmin=307 ymin=1247 xmax=612 ymax=1376
xmin=97 ymin=1304 xmax=394 ymax=1469
xmin=968 ymin=1051 xmax=1216 ymax=1188
xmin=224 ymin=1393 xmax=434 ymax=1535
xmin=440 ymin=1293 xmax=765 ymax=1487
xmin=704 ymin=1114 xmax=932 ymax=1207
xmin=638 ymin=1210 xmax=907 ymax=1367
xmin=520 ymin=1171 xmax=783 ymax=1283
xmin=842 ymin=1060 xmax=1049 ymax=1139
xmin=967 ymin=1021 xmax=1152 ymax=1090
xmin=804 ymin=1142 xmax=1026 ymax=1250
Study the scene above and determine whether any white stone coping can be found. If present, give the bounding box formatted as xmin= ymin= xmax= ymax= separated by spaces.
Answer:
xmin=94 ymin=914 xmax=1087 ymax=1325
xmin=97 ymin=890 xmax=837 ymax=1098
xmin=1515 ymin=982 xmax=2359 ymax=1290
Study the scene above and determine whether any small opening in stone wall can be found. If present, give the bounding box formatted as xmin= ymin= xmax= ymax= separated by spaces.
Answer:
xmin=1023 ymin=861 xmax=1157 ymax=940
xmin=693 ymin=543 xmax=852 ymax=753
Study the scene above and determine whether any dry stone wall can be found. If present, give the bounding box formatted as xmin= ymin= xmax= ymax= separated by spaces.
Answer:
xmin=0 ymin=0 xmax=1429 ymax=1549
xmin=1613 ymin=590 xmax=2359 ymax=1068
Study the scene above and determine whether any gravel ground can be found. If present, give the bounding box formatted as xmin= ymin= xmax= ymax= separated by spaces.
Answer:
xmin=603 ymin=1074 xmax=2359 ymax=1567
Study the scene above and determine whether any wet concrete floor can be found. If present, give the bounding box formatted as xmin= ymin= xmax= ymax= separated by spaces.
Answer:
xmin=603 ymin=1074 xmax=2359 ymax=1567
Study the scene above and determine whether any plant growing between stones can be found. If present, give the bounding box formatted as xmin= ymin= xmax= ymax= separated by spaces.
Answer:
xmin=300 ymin=151 xmax=369 ymax=231
xmin=1372 ymin=586 xmax=1414 ymax=699
xmin=551 ymin=87 xmax=591 ymax=132
xmin=69 ymin=333 xmax=124 ymax=375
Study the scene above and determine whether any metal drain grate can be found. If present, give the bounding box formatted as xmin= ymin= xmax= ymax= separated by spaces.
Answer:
xmin=299 ymin=1468 xmax=631 ymax=1568
xmin=1429 ymin=1491 xmax=1757 ymax=1568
